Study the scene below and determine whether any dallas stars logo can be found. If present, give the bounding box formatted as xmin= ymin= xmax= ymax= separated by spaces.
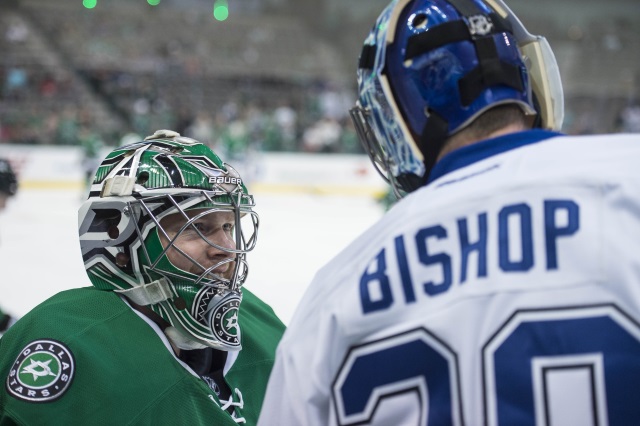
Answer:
xmin=6 ymin=340 xmax=75 ymax=403
xmin=210 ymin=296 xmax=241 ymax=349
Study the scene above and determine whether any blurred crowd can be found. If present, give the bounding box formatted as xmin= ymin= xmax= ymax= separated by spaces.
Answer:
xmin=1 ymin=0 xmax=638 ymax=157
xmin=0 ymin=0 xmax=367 ymax=157
xmin=0 ymin=64 xmax=362 ymax=157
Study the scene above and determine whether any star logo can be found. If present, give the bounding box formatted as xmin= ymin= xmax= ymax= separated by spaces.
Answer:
xmin=7 ymin=339 xmax=75 ymax=403
xmin=210 ymin=296 xmax=242 ymax=348
xmin=225 ymin=312 xmax=239 ymax=332
xmin=21 ymin=359 xmax=57 ymax=381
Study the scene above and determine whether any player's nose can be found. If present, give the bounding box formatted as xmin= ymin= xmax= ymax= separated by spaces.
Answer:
xmin=204 ymin=230 xmax=235 ymax=259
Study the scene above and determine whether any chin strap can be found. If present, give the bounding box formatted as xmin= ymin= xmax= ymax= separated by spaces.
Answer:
xmin=117 ymin=280 xmax=208 ymax=350
xmin=115 ymin=278 xmax=176 ymax=305
xmin=118 ymin=279 xmax=243 ymax=351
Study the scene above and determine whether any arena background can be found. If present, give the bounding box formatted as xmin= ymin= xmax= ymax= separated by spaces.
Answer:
xmin=0 ymin=0 xmax=638 ymax=324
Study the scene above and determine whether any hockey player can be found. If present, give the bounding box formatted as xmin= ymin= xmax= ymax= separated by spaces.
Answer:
xmin=0 ymin=158 xmax=17 ymax=211
xmin=0 ymin=130 xmax=285 ymax=425
xmin=0 ymin=157 xmax=18 ymax=335
xmin=259 ymin=0 xmax=640 ymax=424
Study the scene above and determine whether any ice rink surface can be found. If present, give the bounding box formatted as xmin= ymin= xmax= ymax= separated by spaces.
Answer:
xmin=0 ymin=186 xmax=384 ymax=325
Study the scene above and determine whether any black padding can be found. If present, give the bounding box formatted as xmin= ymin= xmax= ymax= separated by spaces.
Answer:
xmin=405 ymin=14 xmax=511 ymax=62
xmin=458 ymin=36 xmax=524 ymax=105
xmin=421 ymin=110 xmax=450 ymax=182
xmin=358 ymin=44 xmax=377 ymax=69
xmin=405 ymin=21 xmax=470 ymax=61
xmin=447 ymin=0 xmax=481 ymax=16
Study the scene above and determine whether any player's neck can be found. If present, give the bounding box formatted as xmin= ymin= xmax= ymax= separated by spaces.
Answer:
xmin=437 ymin=123 xmax=526 ymax=161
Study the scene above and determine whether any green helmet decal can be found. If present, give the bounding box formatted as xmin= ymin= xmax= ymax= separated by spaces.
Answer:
xmin=78 ymin=130 xmax=258 ymax=351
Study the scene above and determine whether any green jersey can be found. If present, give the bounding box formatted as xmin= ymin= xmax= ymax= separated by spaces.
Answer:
xmin=0 ymin=287 xmax=284 ymax=425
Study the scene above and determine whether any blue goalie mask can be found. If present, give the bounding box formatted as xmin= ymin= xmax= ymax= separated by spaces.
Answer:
xmin=350 ymin=0 xmax=564 ymax=196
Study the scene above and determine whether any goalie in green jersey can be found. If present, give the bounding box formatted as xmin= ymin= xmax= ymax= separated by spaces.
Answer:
xmin=0 ymin=130 xmax=285 ymax=425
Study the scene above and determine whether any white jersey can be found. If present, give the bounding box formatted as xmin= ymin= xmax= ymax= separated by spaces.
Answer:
xmin=259 ymin=131 xmax=640 ymax=426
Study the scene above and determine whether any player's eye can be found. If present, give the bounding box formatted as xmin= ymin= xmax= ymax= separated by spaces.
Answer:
xmin=192 ymin=222 xmax=211 ymax=234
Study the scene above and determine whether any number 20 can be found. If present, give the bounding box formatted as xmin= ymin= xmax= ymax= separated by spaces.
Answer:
xmin=332 ymin=304 xmax=640 ymax=425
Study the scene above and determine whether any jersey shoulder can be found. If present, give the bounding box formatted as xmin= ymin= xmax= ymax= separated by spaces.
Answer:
xmin=0 ymin=287 xmax=220 ymax=424
xmin=509 ymin=132 xmax=640 ymax=181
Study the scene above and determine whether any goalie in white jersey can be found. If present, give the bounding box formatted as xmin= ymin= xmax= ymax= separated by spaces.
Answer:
xmin=259 ymin=0 xmax=640 ymax=425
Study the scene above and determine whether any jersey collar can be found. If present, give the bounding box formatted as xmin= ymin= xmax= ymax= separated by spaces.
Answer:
xmin=428 ymin=129 xmax=564 ymax=183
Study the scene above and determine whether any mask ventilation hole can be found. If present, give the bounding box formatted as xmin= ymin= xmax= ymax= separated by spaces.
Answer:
xmin=136 ymin=172 xmax=149 ymax=185
xmin=411 ymin=13 xmax=428 ymax=29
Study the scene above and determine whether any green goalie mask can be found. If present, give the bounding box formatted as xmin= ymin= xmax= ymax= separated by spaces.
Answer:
xmin=78 ymin=130 xmax=259 ymax=351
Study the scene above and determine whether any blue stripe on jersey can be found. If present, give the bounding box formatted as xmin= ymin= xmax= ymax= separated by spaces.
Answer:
xmin=428 ymin=129 xmax=564 ymax=183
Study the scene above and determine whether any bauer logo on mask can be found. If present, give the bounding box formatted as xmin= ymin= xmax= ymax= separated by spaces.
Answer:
xmin=208 ymin=176 xmax=242 ymax=186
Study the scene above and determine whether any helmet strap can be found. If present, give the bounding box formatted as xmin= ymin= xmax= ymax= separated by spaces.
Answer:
xmin=115 ymin=278 xmax=175 ymax=306
xmin=101 ymin=176 xmax=136 ymax=197
xmin=457 ymin=35 xmax=524 ymax=106
xmin=422 ymin=109 xmax=449 ymax=175
xmin=395 ymin=108 xmax=449 ymax=193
